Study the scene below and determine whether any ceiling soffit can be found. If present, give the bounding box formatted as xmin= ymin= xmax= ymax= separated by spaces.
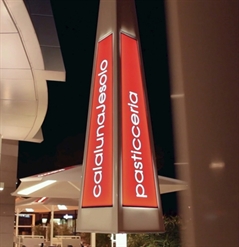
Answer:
xmin=0 ymin=0 xmax=65 ymax=142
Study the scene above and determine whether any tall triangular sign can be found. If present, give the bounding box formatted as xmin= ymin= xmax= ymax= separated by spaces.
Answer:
xmin=77 ymin=0 xmax=165 ymax=233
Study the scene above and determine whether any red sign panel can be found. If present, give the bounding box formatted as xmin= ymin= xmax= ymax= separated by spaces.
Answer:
xmin=82 ymin=34 xmax=113 ymax=207
xmin=121 ymin=33 xmax=158 ymax=207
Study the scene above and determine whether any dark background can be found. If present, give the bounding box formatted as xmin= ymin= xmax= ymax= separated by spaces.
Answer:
xmin=17 ymin=0 xmax=177 ymax=214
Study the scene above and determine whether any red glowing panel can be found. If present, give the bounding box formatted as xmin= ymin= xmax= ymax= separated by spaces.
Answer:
xmin=82 ymin=34 xmax=113 ymax=207
xmin=121 ymin=33 xmax=158 ymax=207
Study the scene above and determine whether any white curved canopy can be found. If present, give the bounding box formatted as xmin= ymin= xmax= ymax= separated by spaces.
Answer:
xmin=12 ymin=165 xmax=187 ymax=198
xmin=0 ymin=0 xmax=65 ymax=142
xmin=15 ymin=197 xmax=79 ymax=213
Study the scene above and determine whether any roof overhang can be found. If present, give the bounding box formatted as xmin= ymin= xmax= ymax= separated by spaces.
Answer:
xmin=0 ymin=0 xmax=65 ymax=142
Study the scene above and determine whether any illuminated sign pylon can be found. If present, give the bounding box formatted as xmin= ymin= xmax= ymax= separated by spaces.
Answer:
xmin=77 ymin=0 xmax=164 ymax=233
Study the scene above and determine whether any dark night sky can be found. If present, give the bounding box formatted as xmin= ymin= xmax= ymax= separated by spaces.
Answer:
xmin=18 ymin=0 xmax=177 ymax=213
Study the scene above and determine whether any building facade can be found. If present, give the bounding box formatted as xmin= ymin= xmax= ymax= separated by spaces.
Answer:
xmin=0 ymin=0 xmax=65 ymax=246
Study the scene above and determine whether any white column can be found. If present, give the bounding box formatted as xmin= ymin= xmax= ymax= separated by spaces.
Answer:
xmin=50 ymin=206 xmax=54 ymax=246
xmin=0 ymin=139 xmax=19 ymax=247
xmin=32 ymin=214 xmax=35 ymax=235
xmin=15 ymin=209 xmax=19 ymax=237
xmin=91 ymin=233 xmax=96 ymax=247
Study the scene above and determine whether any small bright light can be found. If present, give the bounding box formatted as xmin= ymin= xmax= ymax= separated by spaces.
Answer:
xmin=209 ymin=161 xmax=225 ymax=169
xmin=115 ymin=233 xmax=127 ymax=246
xmin=58 ymin=205 xmax=67 ymax=210
xmin=36 ymin=197 xmax=47 ymax=203
xmin=17 ymin=180 xmax=56 ymax=195
xmin=18 ymin=214 xmax=30 ymax=218
xmin=63 ymin=214 xmax=73 ymax=220
xmin=25 ymin=208 xmax=34 ymax=212
xmin=53 ymin=219 xmax=61 ymax=225
xmin=111 ymin=234 xmax=116 ymax=242
xmin=42 ymin=218 xmax=47 ymax=224
xmin=0 ymin=182 xmax=4 ymax=191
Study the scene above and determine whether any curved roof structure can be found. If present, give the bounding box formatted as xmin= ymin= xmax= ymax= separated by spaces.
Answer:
xmin=0 ymin=0 xmax=65 ymax=142
xmin=12 ymin=165 xmax=187 ymax=198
